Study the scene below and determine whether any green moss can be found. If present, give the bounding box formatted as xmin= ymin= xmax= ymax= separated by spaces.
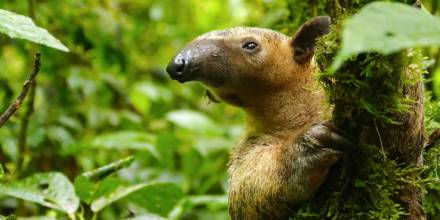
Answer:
xmin=423 ymin=144 xmax=440 ymax=219
xmin=278 ymin=0 xmax=438 ymax=219
xmin=316 ymin=20 xmax=426 ymax=126
xmin=423 ymin=99 xmax=440 ymax=219
xmin=303 ymin=10 xmax=429 ymax=220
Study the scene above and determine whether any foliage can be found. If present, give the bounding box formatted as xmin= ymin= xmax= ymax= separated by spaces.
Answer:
xmin=0 ymin=0 xmax=439 ymax=220
xmin=0 ymin=9 xmax=68 ymax=52
xmin=297 ymin=0 xmax=440 ymax=219
xmin=424 ymin=100 xmax=440 ymax=219
xmin=0 ymin=0 xmax=274 ymax=219
xmin=273 ymin=0 xmax=440 ymax=219
xmin=332 ymin=1 xmax=440 ymax=71
xmin=0 ymin=172 xmax=79 ymax=214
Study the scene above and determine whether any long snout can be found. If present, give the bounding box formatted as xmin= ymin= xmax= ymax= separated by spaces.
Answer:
xmin=166 ymin=50 xmax=194 ymax=82
xmin=166 ymin=40 xmax=225 ymax=84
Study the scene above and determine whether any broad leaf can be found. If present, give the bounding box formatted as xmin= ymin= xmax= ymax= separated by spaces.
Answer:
xmin=90 ymin=181 xmax=183 ymax=215
xmin=0 ymin=172 xmax=79 ymax=213
xmin=91 ymin=180 xmax=143 ymax=212
xmin=128 ymin=183 xmax=183 ymax=217
xmin=74 ymin=175 xmax=97 ymax=204
xmin=129 ymin=82 xmax=173 ymax=114
xmin=89 ymin=131 xmax=159 ymax=158
xmin=74 ymin=156 xmax=135 ymax=203
xmin=331 ymin=2 xmax=440 ymax=71
xmin=0 ymin=9 xmax=69 ymax=52
xmin=193 ymin=137 xmax=232 ymax=156
xmin=166 ymin=110 xmax=217 ymax=133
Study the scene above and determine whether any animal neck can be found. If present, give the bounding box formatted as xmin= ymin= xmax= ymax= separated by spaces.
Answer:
xmin=242 ymin=75 xmax=326 ymax=138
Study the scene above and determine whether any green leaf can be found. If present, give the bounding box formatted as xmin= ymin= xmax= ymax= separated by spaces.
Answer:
xmin=0 ymin=163 xmax=4 ymax=179
xmin=90 ymin=179 xmax=141 ymax=212
xmin=354 ymin=179 xmax=367 ymax=188
xmin=89 ymin=131 xmax=159 ymax=158
xmin=73 ymin=175 xmax=97 ymax=204
xmin=187 ymin=195 xmax=228 ymax=207
xmin=1 ymin=215 xmax=16 ymax=220
xmin=128 ymin=183 xmax=183 ymax=217
xmin=129 ymin=82 xmax=173 ymax=114
xmin=0 ymin=9 xmax=69 ymax=52
xmin=193 ymin=137 xmax=232 ymax=156
xmin=74 ymin=156 xmax=135 ymax=203
xmin=166 ymin=110 xmax=217 ymax=133
xmin=0 ymin=172 xmax=79 ymax=213
xmin=130 ymin=86 xmax=152 ymax=114
xmin=331 ymin=2 xmax=440 ymax=71
xmin=90 ymin=181 xmax=182 ymax=215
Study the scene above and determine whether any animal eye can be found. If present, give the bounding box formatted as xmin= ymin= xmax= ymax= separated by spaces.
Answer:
xmin=242 ymin=42 xmax=258 ymax=50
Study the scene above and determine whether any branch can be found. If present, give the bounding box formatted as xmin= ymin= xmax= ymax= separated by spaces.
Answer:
xmin=0 ymin=52 xmax=41 ymax=127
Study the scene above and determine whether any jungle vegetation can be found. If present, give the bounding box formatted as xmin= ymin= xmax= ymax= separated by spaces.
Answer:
xmin=0 ymin=0 xmax=439 ymax=220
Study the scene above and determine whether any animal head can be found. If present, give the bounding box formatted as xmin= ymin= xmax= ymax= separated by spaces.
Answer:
xmin=166 ymin=16 xmax=331 ymax=107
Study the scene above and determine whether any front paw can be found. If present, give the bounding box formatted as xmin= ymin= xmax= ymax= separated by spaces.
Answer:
xmin=306 ymin=121 xmax=356 ymax=154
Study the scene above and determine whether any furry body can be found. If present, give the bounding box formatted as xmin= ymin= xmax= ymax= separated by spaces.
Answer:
xmin=167 ymin=17 xmax=349 ymax=219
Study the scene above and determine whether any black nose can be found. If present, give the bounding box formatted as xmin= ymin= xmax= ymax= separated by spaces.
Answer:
xmin=166 ymin=56 xmax=192 ymax=82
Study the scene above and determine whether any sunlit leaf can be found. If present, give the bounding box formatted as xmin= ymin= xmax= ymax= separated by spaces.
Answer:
xmin=0 ymin=172 xmax=79 ymax=213
xmin=0 ymin=9 xmax=69 ymax=52
xmin=432 ymin=66 xmax=440 ymax=98
xmin=89 ymin=131 xmax=159 ymax=158
xmin=129 ymin=82 xmax=173 ymax=114
xmin=331 ymin=2 xmax=440 ymax=71
xmin=193 ymin=137 xmax=231 ymax=156
xmin=166 ymin=110 xmax=217 ymax=133
xmin=130 ymin=86 xmax=152 ymax=114
xmin=187 ymin=195 xmax=228 ymax=208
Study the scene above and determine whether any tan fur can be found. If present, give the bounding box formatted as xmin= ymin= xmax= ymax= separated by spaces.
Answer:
xmin=194 ymin=28 xmax=332 ymax=219
xmin=168 ymin=19 xmax=337 ymax=219
xmin=199 ymin=28 xmax=327 ymax=132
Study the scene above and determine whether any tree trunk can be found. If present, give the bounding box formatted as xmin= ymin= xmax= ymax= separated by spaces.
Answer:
xmin=284 ymin=0 xmax=426 ymax=219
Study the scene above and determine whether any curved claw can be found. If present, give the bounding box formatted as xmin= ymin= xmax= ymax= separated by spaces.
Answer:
xmin=306 ymin=121 xmax=357 ymax=155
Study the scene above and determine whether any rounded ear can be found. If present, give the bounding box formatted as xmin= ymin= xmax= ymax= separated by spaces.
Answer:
xmin=292 ymin=16 xmax=331 ymax=64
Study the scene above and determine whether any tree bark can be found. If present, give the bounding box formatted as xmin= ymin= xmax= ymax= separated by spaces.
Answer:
xmin=284 ymin=0 xmax=426 ymax=219
xmin=321 ymin=1 xmax=426 ymax=219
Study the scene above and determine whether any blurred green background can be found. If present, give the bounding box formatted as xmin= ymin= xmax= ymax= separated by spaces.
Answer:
xmin=0 ymin=0 xmax=439 ymax=220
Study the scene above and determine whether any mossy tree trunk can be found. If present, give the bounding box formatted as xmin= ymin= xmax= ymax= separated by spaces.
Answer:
xmin=282 ymin=0 xmax=426 ymax=219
